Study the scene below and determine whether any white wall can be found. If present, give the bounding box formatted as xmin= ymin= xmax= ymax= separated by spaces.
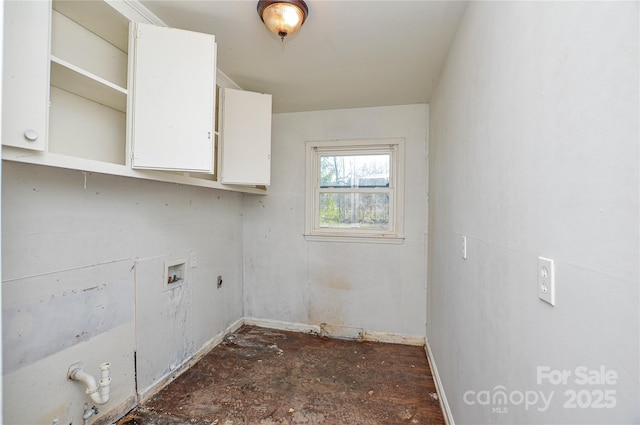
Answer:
xmin=428 ymin=2 xmax=638 ymax=424
xmin=0 ymin=3 xmax=4 ymax=419
xmin=2 ymin=162 xmax=244 ymax=424
xmin=243 ymin=104 xmax=428 ymax=338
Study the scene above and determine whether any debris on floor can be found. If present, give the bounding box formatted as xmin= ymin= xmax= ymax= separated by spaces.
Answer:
xmin=117 ymin=325 xmax=445 ymax=425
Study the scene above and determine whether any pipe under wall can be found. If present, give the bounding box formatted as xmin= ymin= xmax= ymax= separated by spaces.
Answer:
xmin=68 ymin=362 xmax=111 ymax=405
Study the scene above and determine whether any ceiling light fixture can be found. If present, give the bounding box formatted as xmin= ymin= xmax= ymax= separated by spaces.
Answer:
xmin=257 ymin=0 xmax=308 ymax=41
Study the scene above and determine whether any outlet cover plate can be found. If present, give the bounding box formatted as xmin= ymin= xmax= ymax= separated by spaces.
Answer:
xmin=538 ymin=256 xmax=555 ymax=306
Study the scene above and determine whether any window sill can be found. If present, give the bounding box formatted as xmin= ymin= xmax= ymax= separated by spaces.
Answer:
xmin=304 ymin=234 xmax=405 ymax=244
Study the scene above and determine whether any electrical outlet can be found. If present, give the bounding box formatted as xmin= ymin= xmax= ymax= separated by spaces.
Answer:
xmin=217 ymin=275 xmax=223 ymax=289
xmin=538 ymin=257 xmax=555 ymax=306
xmin=190 ymin=252 xmax=197 ymax=268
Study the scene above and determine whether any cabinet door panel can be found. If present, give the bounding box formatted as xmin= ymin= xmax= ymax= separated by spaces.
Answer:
xmin=2 ymin=0 xmax=50 ymax=151
xmin=130 ymin=23 xmax=216 ymax=173
xmin=219 ymin=88 xmax=272 ymax=185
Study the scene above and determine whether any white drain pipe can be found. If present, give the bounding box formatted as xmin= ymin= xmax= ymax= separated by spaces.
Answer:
xmin=68 ymin=362 xmax=111 ymax=405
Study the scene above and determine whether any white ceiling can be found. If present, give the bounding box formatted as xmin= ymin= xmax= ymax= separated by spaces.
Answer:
xmin=140 ymin=0 xmax=468 ymax=113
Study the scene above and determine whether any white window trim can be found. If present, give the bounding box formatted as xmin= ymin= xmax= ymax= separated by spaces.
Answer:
xmin=304 ymin=138 xmax=405 ymax=244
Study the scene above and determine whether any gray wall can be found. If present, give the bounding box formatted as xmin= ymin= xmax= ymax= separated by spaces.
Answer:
xmin=427 ymin=2 xmax=639 ymax=424
xmin=5 ymin=2 xmax=639 ymax=424
xmin=243 ymin=104 xmax=429 ymax=337
xmin=2 ymin=162 xmax=244 ymax=424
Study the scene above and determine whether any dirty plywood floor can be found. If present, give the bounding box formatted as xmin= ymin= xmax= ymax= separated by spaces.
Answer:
xmin=118 ymin=325 xmax=445 ymax=425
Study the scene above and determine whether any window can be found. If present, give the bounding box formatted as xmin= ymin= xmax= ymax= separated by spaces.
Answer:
xmin=305 ymin=138 xmax=404 ymax=243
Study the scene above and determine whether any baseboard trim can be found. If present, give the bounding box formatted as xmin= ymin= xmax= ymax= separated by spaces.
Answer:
xmin=425 ymin=339 xmax=455 ymax=425
xmin=242 ymin=317 xmax=322 ymax=334
xmin=137 ymin=317 xmax=244 ymax=403
xmin=243 ymin=318 xmax=425 ymax=346
xmin=363 ymin=330 xmax=425 ymax=346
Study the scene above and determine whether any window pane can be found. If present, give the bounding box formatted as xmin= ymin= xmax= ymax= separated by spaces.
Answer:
xmin=320 ymin=154 xmax=389 ymax=188
xmin=319 ymin=193 xmax=390 ymax=230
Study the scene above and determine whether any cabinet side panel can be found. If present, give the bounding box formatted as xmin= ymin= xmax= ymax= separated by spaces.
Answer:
xmin=130 ymin=23 xmax=216 ymax=173
xmin=2 ymin=0 xmax=51 ymax=151
xmin=220 ymin=88 xmax=272 ymax=185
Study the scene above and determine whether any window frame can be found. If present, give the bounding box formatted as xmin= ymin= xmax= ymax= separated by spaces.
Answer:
xmin=304 ymin=138 xmax=405 ymax=244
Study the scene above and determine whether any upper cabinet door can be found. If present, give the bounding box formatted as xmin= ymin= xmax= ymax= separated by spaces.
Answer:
xmin=129 ymin=23 xmax=216 ymax=173
xmin=2 ymin=0 xmax=51 ymax=151
xmin=219 ymin=88 xmax=272 ymax=186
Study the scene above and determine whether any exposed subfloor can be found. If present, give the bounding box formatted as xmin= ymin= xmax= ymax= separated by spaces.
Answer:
xmin=118 ymin=325 xmax=445 ymax=425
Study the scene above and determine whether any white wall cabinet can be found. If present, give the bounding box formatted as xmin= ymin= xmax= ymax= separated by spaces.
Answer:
xmin=48 ymin=1 xmax=129 ymax=165
xmin=2 ymin=0 xmax=51 ymax=151
xmin=218 ymin=88 xmax=272 ymax=185
xmin=130 ymin=23 xmax=216 ymax=173
xmin=2 ymin=0 xmax=271 ymax=194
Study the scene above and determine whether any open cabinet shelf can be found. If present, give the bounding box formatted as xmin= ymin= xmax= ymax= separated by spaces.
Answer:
xmin=50 ymin=55 xmax=127 ymax=112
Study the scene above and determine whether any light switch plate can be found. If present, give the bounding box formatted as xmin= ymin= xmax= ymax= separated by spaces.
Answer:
xmin=190 ymin=251 xmax=197 ymax=268
xmin=462 ymin=236 xmax=467 ymax=260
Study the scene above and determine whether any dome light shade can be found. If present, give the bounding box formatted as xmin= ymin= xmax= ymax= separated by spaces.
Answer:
xmin=257 ymin=0 xmax=308 ymax=41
